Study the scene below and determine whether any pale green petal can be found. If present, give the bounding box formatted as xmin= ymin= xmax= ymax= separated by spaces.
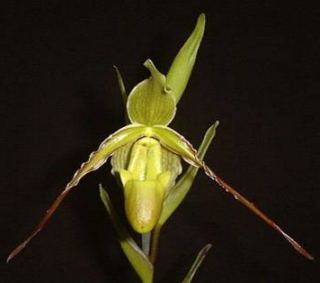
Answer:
xmin=127 ymin=59 xmax=176 ymax=126
xmin=67 ymin=124 xmax=145 ymax=188
xmin=182 ymin=244 xmax=212 ymax=283
xmin=167 ymin=14 xmax=206 ymax=103
xmin=99 ymin=186 xmax=153 ymax=283
xmin=159 ymin=122 xmax=219 ymax=225
xmin=150 ymin=125 xmax=201 ymax=167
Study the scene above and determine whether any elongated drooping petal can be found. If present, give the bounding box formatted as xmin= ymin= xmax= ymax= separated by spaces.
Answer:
xmin=152 ymin=126 xmax=314 ymax=260
xmin=201 ymin=165 xmax=314 ymax=260
xmin=7 ymin=124 xmax=145 ymax=262
xmin=166 ymin=13 xmax=205 ymax=103
xmin=99 ymin=186 xmax=154 ymax=283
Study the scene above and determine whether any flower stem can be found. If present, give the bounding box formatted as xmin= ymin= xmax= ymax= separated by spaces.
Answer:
xmin=142 ymin=232 xmax=151 ymax=256
xmin=150 ymin=225 xmax=162 ymax=265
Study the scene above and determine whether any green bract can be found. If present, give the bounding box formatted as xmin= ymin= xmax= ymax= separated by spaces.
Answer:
xmin=9 ymin=12 xmax=313 ymax=283
xmin=167 ymin=13 xmax=205 ymax=103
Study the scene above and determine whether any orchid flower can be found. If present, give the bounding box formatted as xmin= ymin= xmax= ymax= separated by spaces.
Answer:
xmin=8 ymin=13 xmax=313 ymax=283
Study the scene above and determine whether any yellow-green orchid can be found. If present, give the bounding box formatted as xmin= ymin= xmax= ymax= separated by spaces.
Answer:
xmin=8 ymin=13 xmax=313 ymax=283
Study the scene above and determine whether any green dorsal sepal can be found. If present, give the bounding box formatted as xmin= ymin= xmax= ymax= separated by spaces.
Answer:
xmin=127 ymin=59 xmax=176 ymax=126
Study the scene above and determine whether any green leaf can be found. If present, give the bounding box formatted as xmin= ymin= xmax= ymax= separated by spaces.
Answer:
xmin=7 ymin=124 xmax=145 ymax=263
xmin=99 ymin=185 xmax=154 ymax=283
xmin=127 ymin=59 xmax=176 ymax=126
xmin=182 ymin=244 xmax=212 ymax=283
xmin=159 ymin=122 xmax=219 ymax=225
xmin=113 ymin=65 xmax=127 ymax=105
xmin=166 ymin=13 xmax=206 ymax=103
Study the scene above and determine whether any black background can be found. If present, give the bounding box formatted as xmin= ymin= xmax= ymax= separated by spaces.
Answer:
xmin=1 ymin=1 xmax=319 ymax=282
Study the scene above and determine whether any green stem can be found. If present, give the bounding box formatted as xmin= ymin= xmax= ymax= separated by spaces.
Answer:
xmin=149 ymin=225 xmax=162 ymax=265
xmin=142 ymin=232 xmax=151 ymax=256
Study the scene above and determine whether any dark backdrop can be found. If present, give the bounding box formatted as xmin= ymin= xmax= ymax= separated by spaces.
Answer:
xmin=1 ymin=1 xmax=319 ymax=283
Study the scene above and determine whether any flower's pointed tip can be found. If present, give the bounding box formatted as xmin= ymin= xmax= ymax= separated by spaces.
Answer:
xmin=143 ymin=59 xmax=155 ymax=71
xmin=143 ymin=59 xmax=163 ymax=79
xmin=99 ymin=185 xmax=104 ymax=200
xmin=208 ymin=121 xmax=220 ymax=133
xmin=205 ymin=243 xmax=213 ymax=249
xmin=201 ymin=243 xmax=213 ymax=255
xmin=195 ymin=14 xmax=205 ymax=35
xmin=6 ymin=255 xmax=12 ymax=264
xmin=198 ymin=13 xmax=206 ymax=25
xmin=143 ymin=59 xmax=151 ymax=67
